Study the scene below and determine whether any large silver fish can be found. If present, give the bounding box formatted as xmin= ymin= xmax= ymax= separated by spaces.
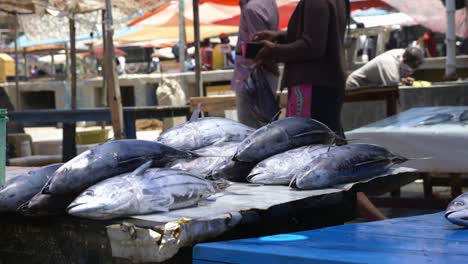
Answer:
xmin=247 ymin=145 xmax=333 ymax=185
xmin=170 ymin=142 xmax=239 ymax=177
xmin=42 ymin=140 xmax=193 ymax=195
xmin=157 ymin=117 xmax=255 ymax=151
xmin=234 ymin=117 xmax=337 ymax=162
xmin=445 ymin=193 xmax=468 ymax=227
xmin=67 ymin=163 xmax=225 ymax=220
xmin=0 ymin=164 xmax=62 ymax=213
xmin=291 ymin=144 xmax=408 ymax=190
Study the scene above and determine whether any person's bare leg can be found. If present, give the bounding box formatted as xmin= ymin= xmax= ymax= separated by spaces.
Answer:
xmin=356 ymin=192 xmax=387 ymax=221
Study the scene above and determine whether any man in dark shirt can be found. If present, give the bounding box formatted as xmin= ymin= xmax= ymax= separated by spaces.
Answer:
xmin=255 ymin=0 xmax=387 ymax=221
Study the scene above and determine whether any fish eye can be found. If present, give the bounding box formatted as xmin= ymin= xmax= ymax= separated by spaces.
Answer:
xmin=83 ymin=190 xmax=94 ymax=196
xmin=454 ymin=201 xmax=464 ymax=206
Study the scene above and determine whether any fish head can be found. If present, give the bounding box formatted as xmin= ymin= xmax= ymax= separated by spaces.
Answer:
xmin=446 ymin=193 xmax=468 ymax=227
xmin=67 ymin=177 xmax=135 ymax=220
xmin=157 ymin=126 xmax=197 ymax=150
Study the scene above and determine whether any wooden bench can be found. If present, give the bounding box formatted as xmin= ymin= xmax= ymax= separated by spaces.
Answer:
xmin=190 ymin=86 xmax=399 ymax=117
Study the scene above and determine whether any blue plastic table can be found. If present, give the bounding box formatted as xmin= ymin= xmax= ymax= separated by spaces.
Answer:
xmin=193 ymin=213 xmax=468 ymax=264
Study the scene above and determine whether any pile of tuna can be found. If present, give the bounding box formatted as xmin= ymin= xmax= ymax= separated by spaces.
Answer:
xmin=0 ymin=113 xmax=408 ymax=220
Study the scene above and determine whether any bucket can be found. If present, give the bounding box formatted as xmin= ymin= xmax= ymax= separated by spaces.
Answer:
xmin=0 ymin=109 xmax=8 ymax=186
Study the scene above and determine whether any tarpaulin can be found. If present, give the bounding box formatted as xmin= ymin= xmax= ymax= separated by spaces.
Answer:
xmin=347 ymin=106 xmax=468 ymax=173
xmin=382 ymin=0 xmax=468 ymax=37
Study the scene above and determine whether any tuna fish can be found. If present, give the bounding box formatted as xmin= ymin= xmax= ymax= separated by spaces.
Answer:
xmin=234 ymin=117 xmax=338 ymax=163
xmin=418 ymin=113 xmax=454 ymax=126
xmin=291 ymin=144 xmax=408 ymax=190
xmin=157 ymin=117 xmax=255 ymax=151
xmin=0 ymin=164 xmax=62 ymax=213
xmin=18 ymin=193 xmax=75 ymax=216
xmin=42 ymin=140 xmax=193 ymax=195
xmin=247 ymin=145 xmax=333 ymax=185
xmin=67 ymin=163 xmax=225 ymax=220
xmin=460 ymin=110 xmax=468 ymax=124
xmin=445 ymin=193 xmax=468 ymax=227
xmin=170 ymin=142 xmax=239 ymax=177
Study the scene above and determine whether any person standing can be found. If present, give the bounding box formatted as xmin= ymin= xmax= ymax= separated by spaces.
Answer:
xmin=232 ymin=0 xmax=279 ymax=128
xmin=254 ymin=0 xmax=347 ymax=135
xmin=254 ymin=0 xmax=387 ymax=221
xmin=201 ymin=38 xmax=213 ymax=71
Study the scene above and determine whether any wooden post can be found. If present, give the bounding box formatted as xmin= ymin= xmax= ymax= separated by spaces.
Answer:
xmin=23 ymin=48 xmax=27 ymax=79
xmin=65 ymin=43 xmax=69 ymax=79
xmin=178 ymin=0 xmax=186 ymax=72
xmin=66 ymin=16 xmax=78 ymax=160
xmin=50 ymin=52 xmax=55 ymax=80
xmin=69 ymin=16 xmax=77 ymax=110
xmin=101 ymin=9 xmax=107 ymax=108
xmin=13 ymin=13 xmax=20 ymax=110
xmin=445 ymin=0 xmax=457 ymax=79
xmin=192 ymin=0 xmax=203 ymax=97
xmin=104 ymin=0 xmax=125 ymax=139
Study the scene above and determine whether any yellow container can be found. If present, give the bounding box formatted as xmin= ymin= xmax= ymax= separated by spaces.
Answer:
xmin=0 ymin=53 xmax=15 ymax=83
xmin=75 ymin=129 xmax=110 ymax=145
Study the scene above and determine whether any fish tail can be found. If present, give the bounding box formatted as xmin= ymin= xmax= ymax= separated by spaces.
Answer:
xmin=17 ymin=202 xmax=31 ymax=215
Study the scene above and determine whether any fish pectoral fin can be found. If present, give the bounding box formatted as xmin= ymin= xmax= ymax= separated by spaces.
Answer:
xmin=292 ymin=130 xmax=331 ymax=138
xmin=353 ymin=159 xmax=389 ymax=168
xmin=131 ymin=160 xmax=153 ymax=176
xmin=118 ymin=156 xmax=151 ymax=167
xmin=189 ymin=103 xmax=202 ymax=122
xmin=150 ymin=206 xmax=170 ymax=213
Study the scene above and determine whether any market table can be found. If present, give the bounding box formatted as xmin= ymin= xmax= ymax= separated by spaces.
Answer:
xmin=0 ymin=166 xmax=419 ymax=263
xmin=347 ymin=106 xmax=468 ymax=206
xmin=193 ymin=212 xmax=468 ymax=264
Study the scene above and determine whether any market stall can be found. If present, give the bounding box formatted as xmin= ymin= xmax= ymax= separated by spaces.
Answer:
xmin=0 ymin=166 xmax=419 ymax=263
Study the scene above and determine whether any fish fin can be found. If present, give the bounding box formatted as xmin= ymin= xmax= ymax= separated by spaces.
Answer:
xmin=150 ymin=206 xmax=170 ymax=213
xmin=213 ymin=179 xmax=235 ymax=191
xmin=292 ymin=130 xmax=332 ymax=138
xmin=211 ymin=135 xmax=231 ymax=146
xmin=289 ymin=175 xmax=298 ymax=188
xmin=17 ymin=202 xmax=29 ymax=213
xmin=189 ymin=103 xmax=202 ymax=122
xmin=353 ymin=159 xmax=389 ymax=168
xmin=271 ymin=110 xmax=282 ymax=122
xmin=131 ymin=160 xmax=153 ymax=176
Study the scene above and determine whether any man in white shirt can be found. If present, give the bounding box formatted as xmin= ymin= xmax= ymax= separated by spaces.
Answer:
xmin=346 ymin=46 xmax=424 ymax=90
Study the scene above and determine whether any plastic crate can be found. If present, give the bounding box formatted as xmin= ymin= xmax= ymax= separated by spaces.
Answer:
xmin=0 ymin=109 xmax=7 ymax=186
xmin=75 ymin=129 xmax=109 ymax=145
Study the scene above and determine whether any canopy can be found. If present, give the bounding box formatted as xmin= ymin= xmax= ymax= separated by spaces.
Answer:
xmin=382 ymin=0 xmax=468 ymax=37
xmin=212 ymin=0 xmax=299 ymax=30
xmin=352 ymin=9 xmax=416 ymax=28
xmin=129 ymin=1 xmax=240 ymax=27
xmin=115 ymin=25 xmax=238 ymax=44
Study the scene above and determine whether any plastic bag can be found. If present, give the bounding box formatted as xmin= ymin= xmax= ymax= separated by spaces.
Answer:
xmin=244 ymin=66 xmax=280 ymax=124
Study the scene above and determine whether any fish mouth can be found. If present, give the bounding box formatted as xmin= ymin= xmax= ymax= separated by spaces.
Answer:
xmin=445 ymin=211 xmax=468 ymax=227
xmin=246 ymin=173 xmax=260 ymax=182
xmin=66 ymin=202 xmax=85 ymax=212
